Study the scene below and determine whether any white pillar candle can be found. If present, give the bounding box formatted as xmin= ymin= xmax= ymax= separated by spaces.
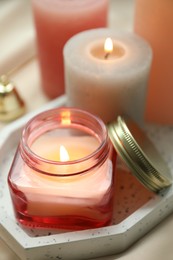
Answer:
xmin=64 ymin=28 xmax=152 ymax=124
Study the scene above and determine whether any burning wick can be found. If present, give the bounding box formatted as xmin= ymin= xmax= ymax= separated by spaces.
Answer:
xmin=104 ymin=37 xmax=113 ymax=59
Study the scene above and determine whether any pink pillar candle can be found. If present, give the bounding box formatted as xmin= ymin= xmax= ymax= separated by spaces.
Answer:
xmin=8 ymin=108 xmax=115 ymax=230
xmin=31 ymin=0 xmax=109 ymax=99
xmin=134 ymin=0 xmax=173 ymax=124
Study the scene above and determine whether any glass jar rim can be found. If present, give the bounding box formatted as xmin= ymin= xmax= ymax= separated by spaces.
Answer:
xmin=20 ymin=107 xmax=111 ymax=176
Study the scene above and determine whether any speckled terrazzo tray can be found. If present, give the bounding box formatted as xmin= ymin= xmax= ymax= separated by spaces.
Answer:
xmin=1 ymin=95 xmax=173 ymax=260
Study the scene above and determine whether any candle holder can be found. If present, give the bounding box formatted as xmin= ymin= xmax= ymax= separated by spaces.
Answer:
xmin=8 ymin=107 xmax=115 ymax=230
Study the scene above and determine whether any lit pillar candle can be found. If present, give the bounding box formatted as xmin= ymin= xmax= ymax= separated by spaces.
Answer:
xmin=64 ymin=28 xmax=152 ymax=125
xmin=31 ymin=0 xmax=109 ymax=99
xmin=8 ymin=108 xmax=115 ymax=230
xmin=134 ymin=0 xmax=173 ymax=124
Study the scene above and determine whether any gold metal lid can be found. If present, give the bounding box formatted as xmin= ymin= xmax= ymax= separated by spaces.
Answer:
xmin=107 ymin=116 xmax=172 ymax=193
xmin=0 ymin=75 xmax=25 ymax=122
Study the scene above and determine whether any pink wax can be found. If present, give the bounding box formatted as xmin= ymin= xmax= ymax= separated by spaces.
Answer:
xmin=134 ymin=0 xmax=173 ymax=124
xmin=31 ymin=0 xmax=109 ymax=99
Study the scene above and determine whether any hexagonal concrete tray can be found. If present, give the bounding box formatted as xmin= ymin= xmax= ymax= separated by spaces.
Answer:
xmin=1 ymin=95 xmax=173 ymax=260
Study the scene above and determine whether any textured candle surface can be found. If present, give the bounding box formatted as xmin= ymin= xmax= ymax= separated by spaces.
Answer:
xmin=64 ymin=29 xmax=152 ymax=125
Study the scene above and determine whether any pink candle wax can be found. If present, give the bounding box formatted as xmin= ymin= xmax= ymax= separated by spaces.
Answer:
xmin=16 ymin=136 xmax=112 ymax=218
xmin=31 ymin=0 xmax=109 ymax=99
xmin=134 ymin=0 xmax=173 ymax=124
xmin=8 ymin=108 xmax=115 ymax=230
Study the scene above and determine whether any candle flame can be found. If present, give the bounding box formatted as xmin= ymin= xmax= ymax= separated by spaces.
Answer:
xmin=61 ymin=111 xmax=71 ymax=125
xmin=104 ymin=37 xmax=113 ymax=54
xmin=60 ymin=145 xmax=70 ymax=162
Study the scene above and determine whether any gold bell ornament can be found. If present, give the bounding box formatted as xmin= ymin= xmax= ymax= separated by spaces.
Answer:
xmin=0 ymin=75 xmax=25 ymax=122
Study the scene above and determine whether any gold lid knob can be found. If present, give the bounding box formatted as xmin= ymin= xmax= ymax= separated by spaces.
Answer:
xmin=0 ymin=75 xmax=25 ymax=122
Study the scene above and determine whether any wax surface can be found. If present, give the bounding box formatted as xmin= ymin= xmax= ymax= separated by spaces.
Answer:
xmin=90 ymin=40 xmax=125 ymax=60
xmin=31 ymin=134 xmax=99 ymax=161
xmin=64 ymin=29 xmax=152 ymax=125
xmin=134 ymin=0 xmax=173 ymax=124
xmin=32 ymin=0 xmax=108 ymax=98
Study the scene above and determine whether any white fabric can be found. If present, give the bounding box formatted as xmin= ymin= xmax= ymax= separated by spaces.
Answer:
xmin=0 ymin=0 xmax=36 ymax=75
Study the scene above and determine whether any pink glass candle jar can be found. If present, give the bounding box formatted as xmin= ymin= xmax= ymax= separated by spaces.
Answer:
xmin=31 ymin=0 xmax=109 ymax=99
xmin=8 ymin=108 xmax=115 ymax=230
